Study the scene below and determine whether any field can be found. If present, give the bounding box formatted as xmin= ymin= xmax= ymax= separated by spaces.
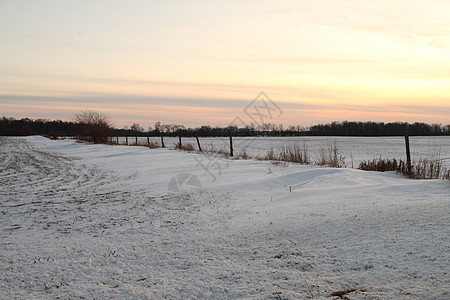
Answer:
xmin=1 ymin=136 xmax=449 ymax=299
xmin=118 ymin=136 xmax=450 ymax=169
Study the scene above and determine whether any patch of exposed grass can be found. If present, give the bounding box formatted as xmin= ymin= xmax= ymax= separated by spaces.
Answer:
xmin=314 ymin=141 xmax=345 ymax=168
xmin=278 ymin=143 xmax=310 ymax=164
xmin=259 ymin=143 xmax=310 ymax=164
xmin=359 ymin=158 xmax=403 ymax=173
xmin=198 ymin=144 xmax=230 ymax=157
xmin=359 ymin=157 xmax=449 ymax=180
xmin=259 ymin=147 xmax=277 ymax=161
xmin=208 ymin=148 xmax=230 ymax=157
xmin=258 ymin=142 xmax=346 ymax=167
xmin=148 ymin=141 xmax=160 ymax=149
xmin=175 ymin=143 xmax=195 ymax=151
xmin=238 ymin=150 xmax=250 ymax=160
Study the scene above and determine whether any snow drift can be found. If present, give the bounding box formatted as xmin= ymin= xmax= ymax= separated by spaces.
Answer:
xmin=1 ymin=136 xmax=448 ymax=299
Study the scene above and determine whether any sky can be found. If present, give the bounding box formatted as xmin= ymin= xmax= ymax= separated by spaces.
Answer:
xmin=1 ymin=0 xmax=449 ymax=129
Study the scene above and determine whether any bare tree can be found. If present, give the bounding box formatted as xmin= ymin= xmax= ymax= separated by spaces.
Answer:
xmin=130 ymin=123 xmax=144 ymax=133
xmin=160 ymin=124 xmax=171 ymax=134
xmin=74 ymin=109 xmax=112 ymax=143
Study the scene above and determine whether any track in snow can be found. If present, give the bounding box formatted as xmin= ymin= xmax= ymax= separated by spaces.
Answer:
xmin=0 ymin=137 xmax=448 ymax=299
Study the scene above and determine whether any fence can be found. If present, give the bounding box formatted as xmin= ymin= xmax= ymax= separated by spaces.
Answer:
xmin=96 ymin=135 xmax=450 ymax=172
xmin=108 ymin=135 xmax=235 ymax=156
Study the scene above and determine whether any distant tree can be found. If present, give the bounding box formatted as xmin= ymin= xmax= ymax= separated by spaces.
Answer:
xmin=74 ymin=109 xmax=112 ymax=143
xmin=160 ymin=124 xmax=170 ymax=134
xmin=154 ymin=121 xmax=161 ymax=134
xmin=130 ymin=123 xmax=144 ymax=133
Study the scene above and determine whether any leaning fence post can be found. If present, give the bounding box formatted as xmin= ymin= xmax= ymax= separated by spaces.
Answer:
xmin=178 ymin=135 xmax=182 ymax=149
xmin=161 ymin=136 xmax=165 ymax=148
xmin=405 ymin=135 xmax=411 ymax=174
xmin=196 ymin=136 xmax=202 ymax=152
xmin=230 ymin=136 xmax=234 ymax=157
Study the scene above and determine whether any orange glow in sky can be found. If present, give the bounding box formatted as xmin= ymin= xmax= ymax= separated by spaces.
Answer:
xmin=0 ymin=0 xmax=449 ymax=128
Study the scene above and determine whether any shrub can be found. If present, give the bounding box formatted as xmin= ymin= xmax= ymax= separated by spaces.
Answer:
xmin=74 ymin=109 xmax=112 ymax=144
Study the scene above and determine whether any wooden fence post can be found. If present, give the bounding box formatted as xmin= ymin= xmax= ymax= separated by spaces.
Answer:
xmin=116 ymin=136 xmax=119 ymax=144
xmin=178 ymin=135 xmax=182 ymax=149
xmin=161 ymin=136 xmax=165 ymax=148
xmin=405 ymin=135 xmax=411 ymax=174
xmin=196 ymin=136 xmax=202 ymax=152
xmin=147 ymin=136 xmax=150 ymax=146
xmin=230 ymin=136 xmax=233 ymax=157
xmin=126 ymin=136 xmax=128 ymax=145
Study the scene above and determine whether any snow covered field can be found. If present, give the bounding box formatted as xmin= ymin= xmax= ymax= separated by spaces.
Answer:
xmin=1 ymin=136 xmax=449 ymax=299
xmin=119 ymin=136 xmax=450 ymax=169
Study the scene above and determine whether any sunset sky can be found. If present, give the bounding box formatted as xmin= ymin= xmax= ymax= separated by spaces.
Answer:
xmin=1 ymin=0 xmax=449 ymax=128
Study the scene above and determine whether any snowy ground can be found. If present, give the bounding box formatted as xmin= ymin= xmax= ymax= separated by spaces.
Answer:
xmin=120 ymin=136 xmax=450 ymax=169
xmin=1 ymin=136 xmax=449 ymax=299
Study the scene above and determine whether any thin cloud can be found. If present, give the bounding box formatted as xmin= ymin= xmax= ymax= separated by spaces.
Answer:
xmin=208 ymin=55 xmax=381 ymax=64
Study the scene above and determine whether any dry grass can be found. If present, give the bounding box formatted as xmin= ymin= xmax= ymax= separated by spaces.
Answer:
xmin=238 ymin=150 xmax=250 ymax=160
xmin=148 ymin=141 xmax=160 ymax=149
xmin=175 ymin=143 xmax=196 ymax=151
xmin=203 ymin=145 xmax=230 ymax=157
xmin=258 ymin=143 xmax=310 ymax=165
xmin=278 ymin=143 xmax=310 ymax=164
xmin=315 ymin=141 xmax=345 ymax=168
xmin=260 ymin=148 xmax=277 ymax=161
xmin=358 ymin=158 xmax=401 ymax=172
xmin=359 ymin=157 xmax=449 ymax=180
xmin=210 ymin=148 xmax=231 ymax=157
xmin=411 ymin=158 xmax=449 ymax=179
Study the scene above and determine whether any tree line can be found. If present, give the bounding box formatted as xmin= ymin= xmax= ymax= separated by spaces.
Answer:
xmin=1 ymin=116 xmax=449 ymax=138
xmin=309 ymin=121 xmax=450 ymax=136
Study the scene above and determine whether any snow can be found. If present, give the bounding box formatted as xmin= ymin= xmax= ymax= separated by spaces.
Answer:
xmin=119 ymin=136 xmax=450 ymax=169
xmin=1 ymin=136 xmax=449 ymax=299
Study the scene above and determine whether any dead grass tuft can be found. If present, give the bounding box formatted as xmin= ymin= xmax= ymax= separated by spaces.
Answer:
xmin=359 ymin=157 xmax=449 ymax=179
xmin=148 ymin=141 xmax=160 ymax=149
xmin=238 ymin=150 xmax=250 ymax=160
xmin=176 ymin=143 xmax=195 ymax=151
xmin=315 ymin=141 xmax=345 ymax=168
xmin=258 ymin=143 xmax=310 ymax=165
